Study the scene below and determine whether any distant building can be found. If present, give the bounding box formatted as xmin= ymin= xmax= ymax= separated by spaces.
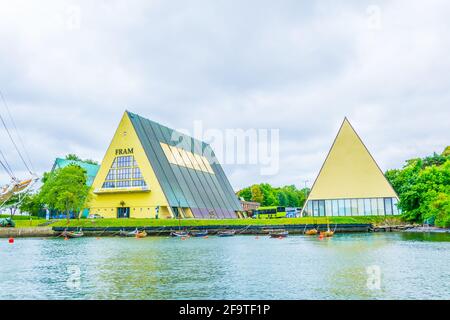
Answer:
xmin=240 ymin=200 xmax=260 ymax=212
xmin=301 ymin=118 xmax=400 ymax=217
xmin=51 ymin=158 xmax=100 ymax=186
xmin=48 ymin=158 xmax=100 ymax=218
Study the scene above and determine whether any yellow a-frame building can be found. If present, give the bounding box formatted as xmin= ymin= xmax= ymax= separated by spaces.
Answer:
xmin=302 ymin=118 xmax=400 ymax=217
xmin=88 ymin=111 xmax=242 ymax=219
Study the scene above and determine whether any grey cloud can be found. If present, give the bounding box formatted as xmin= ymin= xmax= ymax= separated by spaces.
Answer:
xmin=0 ymin=0 xmax=449 ymax=190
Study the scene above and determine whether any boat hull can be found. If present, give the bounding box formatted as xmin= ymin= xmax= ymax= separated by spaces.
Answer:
xmin=190 ymin=231 xmax=208 ymax=237
xmin=170 ymin=232 xmax=189 ymax=237
xmin=135 ymin=231 xmax=147 ymax=238
xmin=217 ymin=231 xmax=236 ymax=237
xmin=269 ymin=231 xmax=289 ymax=238
xmin=63 ymin=232 xmax=84 ymax=238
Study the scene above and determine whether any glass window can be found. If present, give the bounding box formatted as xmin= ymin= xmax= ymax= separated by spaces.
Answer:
xmin=200 ymin=156 xmax=215 ymax=174
xmin=344 ymin=199 xmax=351 ymax=216
xmin=102 ymin=155 xmax=147 ymax=189
xmin=313 ymin=201 xmax=319 ymax=216
xmin=171 ymin=147 xmax=185 ymax=166
xmin=384 ymin=198 xmax=393 ymax=215
xmin=194 ymin=153 xmax=208 ymax=172
xmin=351 ymin=199 xmax=358 ymax=216
xmin=187 ymin=152 xmax=202 ymax=171
xmin=377 ymin=198 xmax=384 ymax=215
xmin=180 ymin=149 xmax=195 ymax=170
xmin=318 ymin=200 xmax=325 ymax=217
xmin=332 ymin=200 xmax=339 ymax=216
xmin=364 ymin=199 xmax=371 ymax=215
xmin=392 ymin=198 xmax=400 ymax=215
xmin=371 ymin=198 xmax=378 ymax=216
xmin=325 ymin=200 xmax=332 ymax=217
xmin=357 ymin=199 xmax=365 ymax=216
xmin=338 ymin=199 xmax=345 ymax=216
xmin=306 ymin=201 xmax=313 ymax=216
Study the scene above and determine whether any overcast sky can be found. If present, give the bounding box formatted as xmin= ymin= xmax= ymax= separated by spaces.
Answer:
xmin=0 ymin=0 xmax=449 ymax=191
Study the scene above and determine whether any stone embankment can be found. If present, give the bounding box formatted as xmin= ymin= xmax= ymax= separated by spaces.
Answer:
xmin=0 ymin=227 xmax=56 ymax=238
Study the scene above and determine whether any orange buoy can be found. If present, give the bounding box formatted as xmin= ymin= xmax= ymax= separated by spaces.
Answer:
xmin=181 ymin=237 xmax=187 ymax=241
xmin=8 ymin=237 xmax=14 ymax=244
xmin=64 ymin=237 xmax=69 ymax=241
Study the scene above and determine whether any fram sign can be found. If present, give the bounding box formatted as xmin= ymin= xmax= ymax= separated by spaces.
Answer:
xmin=115 ymin=148 xmax=134 ymax=155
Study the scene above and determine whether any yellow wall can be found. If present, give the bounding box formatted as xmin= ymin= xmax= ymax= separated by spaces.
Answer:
xmin=308 ymin=118 xmax=398 ymax=200
xmin=88 ymin=112 xmax=173 ymax=219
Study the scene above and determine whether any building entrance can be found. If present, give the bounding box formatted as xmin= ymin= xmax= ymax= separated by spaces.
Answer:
xmin=118 ymin=207 xmax=130 ymax=218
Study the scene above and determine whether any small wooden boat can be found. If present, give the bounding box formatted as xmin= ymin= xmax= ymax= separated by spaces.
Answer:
xmin=320 ymin=219 xmax=335 ymax=237
xmin=217 ymin=230 xmax=236 ymax=237
xmin=269 ymin=230 xmax=289 ymax=238
xmin=62 ymin=229 xmax=84 ymax=238
xmin=320 ymin=230 xmax=334 ymax=237
xmin=190 ymin=230 xmax=208 ymax=237
xmin=170 ymin=231 xmax=189 ymax=237
xmin=135 ymin=230 xmax=147 ymax=238
xmin=305 ymin=229 xmax=318 ymax=236
xmin=119 ymin=229 xmax=139 ymax=237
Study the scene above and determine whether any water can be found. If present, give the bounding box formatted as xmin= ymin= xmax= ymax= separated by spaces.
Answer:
xmin=0 ymin=232 xmax=449 ymax=300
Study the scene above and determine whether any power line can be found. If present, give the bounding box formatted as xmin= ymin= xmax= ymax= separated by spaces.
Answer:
xmin=0 ymin=149 xmax=15 ymax=178
xmin=0 ymin=90 xmax=33 ymax=174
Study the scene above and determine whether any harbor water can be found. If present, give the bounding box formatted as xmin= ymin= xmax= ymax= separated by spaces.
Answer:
xmin=0 ymin=232 xmax=449 ymax=300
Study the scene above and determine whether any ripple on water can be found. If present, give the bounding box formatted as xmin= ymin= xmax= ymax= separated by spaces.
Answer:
xmin=0 ymin=233 xmax=449 ymax=300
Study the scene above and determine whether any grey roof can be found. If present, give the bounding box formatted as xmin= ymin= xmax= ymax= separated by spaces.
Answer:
xmin=127 ymin=111 xmax=242 ymax=218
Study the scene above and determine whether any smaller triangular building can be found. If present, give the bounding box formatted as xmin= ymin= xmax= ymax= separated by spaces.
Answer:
xmin=302 ymin=118 xmax=400 ymax=217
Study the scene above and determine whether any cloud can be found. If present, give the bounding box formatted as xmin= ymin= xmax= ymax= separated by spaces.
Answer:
xmin=0 ymin=0 xmax=449 ymax=190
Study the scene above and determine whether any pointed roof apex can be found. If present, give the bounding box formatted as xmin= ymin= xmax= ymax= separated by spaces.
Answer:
xmin=305 ymin=117 xmax=398 ymax=200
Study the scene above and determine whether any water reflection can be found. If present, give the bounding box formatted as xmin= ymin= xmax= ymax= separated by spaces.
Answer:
xmin=0 ymin=233 xmax=449 ymax=300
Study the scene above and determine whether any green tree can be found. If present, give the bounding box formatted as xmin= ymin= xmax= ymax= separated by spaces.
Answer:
xmin=386 ymin=153 xmax=450 ymax=227
xmin=238 ymin=183 xmax=310 ymax=208
xmin=260 ymin=184 xmax=276 ymax=206
xmin=276 ymin=191 xmax=288 ymax=207
xmin=39 ymin=165 xmax=91 ymax=222
xmin=237 ymin=187 xmax=252 ymax=201
xmin=250 ymin=184 xmax=264 ymax=204
xmin=65 ymin=154 xmax=82 ymax=161
xmin=83 ymin=159 xmax=99 ymax=165
xmin=3 ymin=193 xmax=22 ymax=217
xmin=65 ymin=154 xmax=98 ymax=165
xmin=19 ymin=193 xmax=44 ymax=217
xmin=443 ymin=146 xmax=450 ymax=157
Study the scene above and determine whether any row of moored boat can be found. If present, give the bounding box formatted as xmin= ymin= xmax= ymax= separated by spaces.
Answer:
xmin=61 ymin=228 xmax=334 ymax=239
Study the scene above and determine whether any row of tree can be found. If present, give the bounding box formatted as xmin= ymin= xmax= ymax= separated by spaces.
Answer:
xmin=4 ymin=155 xmax=92 ymax=220
xmin=386 ymin=147 xmax=450 ymax=227
xmin=237 ymin=183 xmax=309 ymax=208
xmin=6 ymin=148 xmax=450 ymax=228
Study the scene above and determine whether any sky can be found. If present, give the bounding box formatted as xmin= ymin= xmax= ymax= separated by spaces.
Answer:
xmin=0 ymin=0 xmax=449 ymax=191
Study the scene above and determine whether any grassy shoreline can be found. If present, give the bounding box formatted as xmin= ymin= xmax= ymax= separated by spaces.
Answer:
xmin=8 ymin=216 xmax=406 ymax=228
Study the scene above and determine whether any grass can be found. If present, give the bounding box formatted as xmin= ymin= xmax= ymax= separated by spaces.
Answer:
xmin=13 ymin=219 xmax=49 ymax=228
xmin=0 ymin=215 xmax=48 ymax=228
xmin=0 ymin=214 xmax=35 ymax=220
xmin=46 ymin=216 xmax=405 ymax=228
